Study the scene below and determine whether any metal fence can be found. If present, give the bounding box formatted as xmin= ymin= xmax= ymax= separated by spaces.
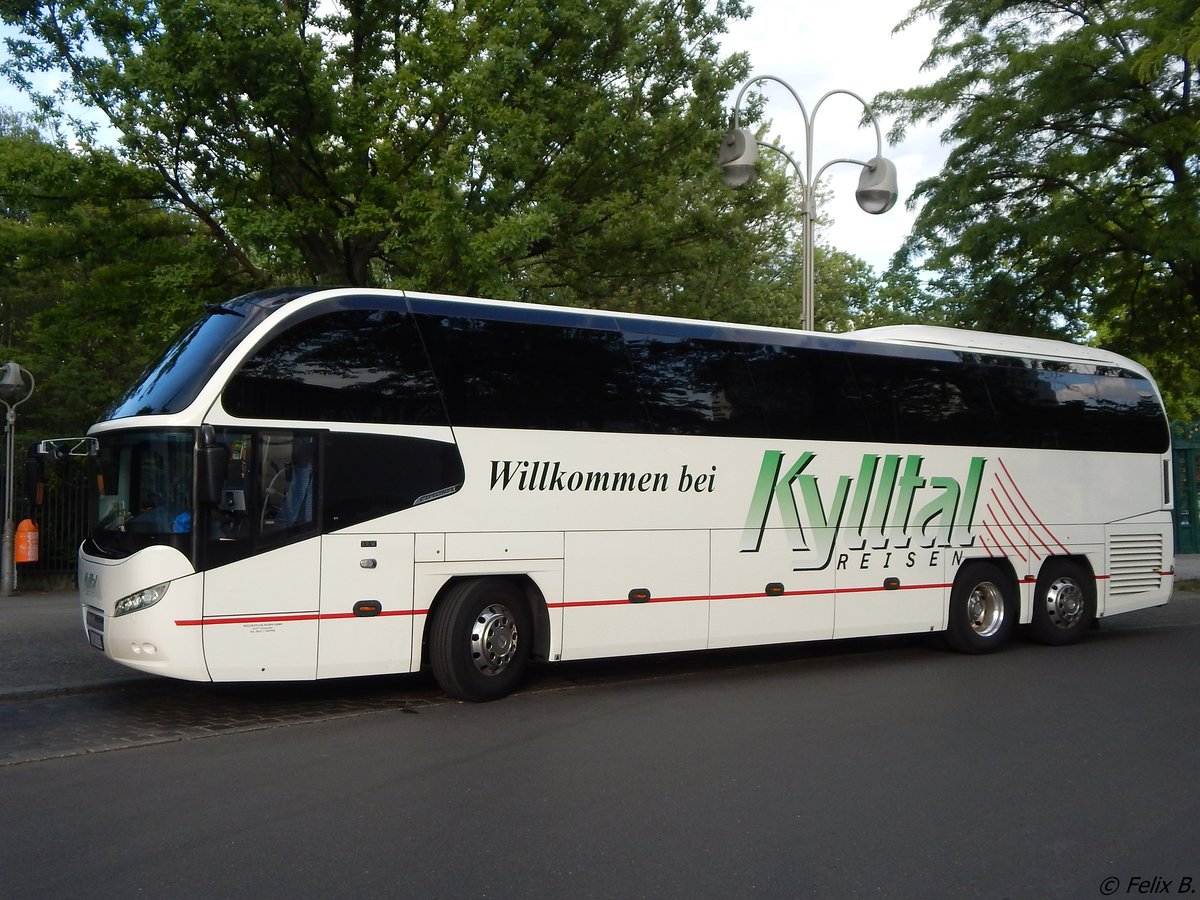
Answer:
xmin=1176 ymin=422 xmax=1199 ymax=555
xmin=15 ymin=457 xmax=88 ymax=589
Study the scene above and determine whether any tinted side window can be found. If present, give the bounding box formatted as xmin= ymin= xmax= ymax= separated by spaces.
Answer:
xmin=415 ymin=315 xmax=647 ymax=432
xmin=223 ymin=309 xmax=446 ymax=426
xmin=850 ymin=352 xmax=998 ymax=446
xmin=745 ymin=343 xmax=868 ymax=441
xmin=204 ymin=429 xmax=320 ymax=570
xmin=986 ymin=362 xmax=1084 ymax=450
xmin=1091 ymin=370 xmax=1169 ymax=452
xmin=323 ymin=433 xmax=464 ymax=529
xmin=623 ymin=331 xmax=764 ymax=436
xmin=984 ymin=360 xmax=1168 ymax=452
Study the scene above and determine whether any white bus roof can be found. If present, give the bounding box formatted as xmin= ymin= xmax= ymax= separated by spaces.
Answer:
xmin=850 ymin=324 xmax=1153 ymax=378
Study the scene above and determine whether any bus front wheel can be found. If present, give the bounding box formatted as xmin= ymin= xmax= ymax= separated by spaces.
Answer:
xmin=1027 ymin=560 xmax=1095 ymax=645
xmin=945 ymin=562 xmax=1016 ymax=654
xmin=429 ymin=579 xmax=532 ymax=701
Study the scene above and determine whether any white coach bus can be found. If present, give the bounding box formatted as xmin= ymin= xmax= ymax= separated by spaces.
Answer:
xmin=74 ymin=287 xmax=1175 ymax=700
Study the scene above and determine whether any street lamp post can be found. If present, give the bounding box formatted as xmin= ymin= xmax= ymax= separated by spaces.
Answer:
xmin=0 ymin=362 xmax=34 ymax=596
xmin=718 ymin=76 xmax=899 ymax=332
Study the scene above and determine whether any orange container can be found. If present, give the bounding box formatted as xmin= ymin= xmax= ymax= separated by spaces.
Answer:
xmin=15 ymin=518 xmax=38 ymax=563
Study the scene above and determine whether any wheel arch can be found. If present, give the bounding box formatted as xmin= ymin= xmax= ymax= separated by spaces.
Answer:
xmin=420 ymin=573 xmax=552 ymax=667
xmin=1030 ymin=554 xmax=1096 ymax=619
xmin=954 ymin=555 xmax=1022 ymax=597
xmin=1034 ymin=553 xmax=1096 ymax=581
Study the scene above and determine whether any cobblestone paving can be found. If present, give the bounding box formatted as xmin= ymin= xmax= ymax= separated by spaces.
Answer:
xmin=0 ymin=677 xmax=448 ymax=767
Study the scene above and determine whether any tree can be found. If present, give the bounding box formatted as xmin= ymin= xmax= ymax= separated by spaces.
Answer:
xmin=876 ymin=0 xmax=1200 ymax=419
xmin=812 ymin=245 xmax=938 ymax=333
xmin=0 ymin=0 xmax=804 ymax=323
xmin=0 ymin=115 xmax=255 ymax=435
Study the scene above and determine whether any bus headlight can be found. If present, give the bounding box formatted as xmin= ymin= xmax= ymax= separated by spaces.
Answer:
xmin=114 ymin=582 xmax=170 ymax=617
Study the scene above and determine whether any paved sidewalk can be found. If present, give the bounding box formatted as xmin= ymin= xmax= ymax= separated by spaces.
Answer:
xmin=0 ymin=590 xmax=154 ymax=697
xmin=3 ymin=556 xmax=1198 ymax=700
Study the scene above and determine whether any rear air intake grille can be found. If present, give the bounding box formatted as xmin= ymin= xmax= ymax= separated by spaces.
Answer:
xmin=1109 ymin=534 xmax=1164 ymax=596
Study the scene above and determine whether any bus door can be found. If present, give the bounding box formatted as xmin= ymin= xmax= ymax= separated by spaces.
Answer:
xmin=201 ymin=542 xmax=321 ymax=679
xmin=200 ymin=430 xmax=321 ymax=680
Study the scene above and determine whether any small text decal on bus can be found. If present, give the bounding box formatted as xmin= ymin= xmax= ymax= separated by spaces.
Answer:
xmin=740 ymin=451 xmax=986 ymax=571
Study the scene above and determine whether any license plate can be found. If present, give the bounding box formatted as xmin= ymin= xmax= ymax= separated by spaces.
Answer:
xmin=88 ymin=629 xmax=104 ymax=652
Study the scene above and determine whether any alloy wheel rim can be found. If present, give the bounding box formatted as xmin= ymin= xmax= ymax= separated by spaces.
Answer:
xmin=967 ymin=581 xmax=1005 ymax=637
xmin=471 ymin=603 xmax=519 ymax=675
xmin=1044 ymin=576 xmax=1085 ymax=629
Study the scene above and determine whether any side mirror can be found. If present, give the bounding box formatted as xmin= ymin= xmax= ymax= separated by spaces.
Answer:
xmin=32 ymin=437 xmax=97 ymax=458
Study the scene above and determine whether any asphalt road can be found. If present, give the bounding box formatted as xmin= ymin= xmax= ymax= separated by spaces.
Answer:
xmin=1 ymin=581 xmax=1199 ymax=898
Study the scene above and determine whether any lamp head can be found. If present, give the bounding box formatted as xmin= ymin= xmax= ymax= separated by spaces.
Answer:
xmin=855 ymin=156 xmax=899 ymax=215
xmin=0 ymin=362 xmax=32 ymax=407
xmin=718 ymin=127 xmax=759 ymax=188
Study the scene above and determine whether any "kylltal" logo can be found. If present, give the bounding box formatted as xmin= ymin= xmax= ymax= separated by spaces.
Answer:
xmin=740 ymin=451 xmax=986 ymax=571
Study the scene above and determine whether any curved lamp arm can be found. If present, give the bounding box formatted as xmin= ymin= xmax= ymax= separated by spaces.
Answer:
xmin=717 ymin=75 xmax=901 ymax=330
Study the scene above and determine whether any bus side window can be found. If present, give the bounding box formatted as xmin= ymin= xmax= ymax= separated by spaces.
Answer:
xmin=206 ymin=430 xmax=319 ymax=568
xmin=260 ymin=433 xmax=316 ymax=535
xmin=222 ymin=307 xmax=446 ymax=427
xmin=212 ymin=433 xmax=252 ymax=540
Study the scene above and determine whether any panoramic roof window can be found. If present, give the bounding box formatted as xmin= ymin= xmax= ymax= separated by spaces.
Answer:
xmin=223 ymin=308 xmax=447 ymax=426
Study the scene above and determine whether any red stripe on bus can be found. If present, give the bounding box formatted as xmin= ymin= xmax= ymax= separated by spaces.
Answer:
xmin=175 ymin=608 xmax=427 ymax=627
xmin=178 ymin=567 xmax=1095 ymax=626
xmin=550 ymin=581 xmax=953 ymax=610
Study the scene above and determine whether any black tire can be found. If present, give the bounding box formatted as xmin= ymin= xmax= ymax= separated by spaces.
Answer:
xmin=429 ymin=579 xmax=531 ymax=701
xmin=945 ymin=561 xmax=1017 ymax=654
xmin=1027 ymin=559 xmax=1095 ymax=646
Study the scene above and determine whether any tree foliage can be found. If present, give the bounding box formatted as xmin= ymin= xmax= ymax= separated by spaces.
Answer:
xmin=0 ymin=0 xmax=812 ymax=323
xmin=0 ymin=115 xmax=254 ymax=435
xmin=877 ymin=0 xmax=1200 ymax=418
xmin=0 ymin=0 xmax=917 ymax=447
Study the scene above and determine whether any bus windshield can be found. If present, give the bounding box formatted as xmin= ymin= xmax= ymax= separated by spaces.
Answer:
xmin=102 ymin=288 xmax=312 ymax=421
xmin=88 ymin=431 xmax=195 ymax=560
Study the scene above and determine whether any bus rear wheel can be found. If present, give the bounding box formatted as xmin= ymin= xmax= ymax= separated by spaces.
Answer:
xmin=1028 ymin=560 xmax=1095 ymax=645
xmin=429 ymin=579 xmax=531 ymax=701
xmin=945 ymin=561 xmax=1016 ymax=654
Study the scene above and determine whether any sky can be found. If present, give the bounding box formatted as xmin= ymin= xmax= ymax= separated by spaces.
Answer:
xmin=720 ymin=1 xmax=950 ymax=272
xmin=0 ymin=2 xmax=950 ymax=275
